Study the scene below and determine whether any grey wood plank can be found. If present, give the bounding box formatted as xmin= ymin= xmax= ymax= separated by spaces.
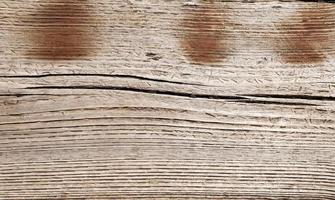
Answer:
xmin=0 ymin=0 xmax=334 ymax=199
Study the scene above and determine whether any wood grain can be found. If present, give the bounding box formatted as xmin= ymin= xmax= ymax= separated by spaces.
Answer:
xmin=1 ymin=0 xmax=335 ymax=199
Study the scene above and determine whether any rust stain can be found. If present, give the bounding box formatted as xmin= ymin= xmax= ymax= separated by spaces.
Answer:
xmin=276 ymin=4 xmax=334 ymax=64
xmin=23 ymin=0 xmax=100 ymax=60
xmin=180 ymin=2 xmax=227 ymax=64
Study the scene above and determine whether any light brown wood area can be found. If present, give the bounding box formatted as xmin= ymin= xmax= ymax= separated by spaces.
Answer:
xmin=1 ymin=0 xmax=335 ymax=199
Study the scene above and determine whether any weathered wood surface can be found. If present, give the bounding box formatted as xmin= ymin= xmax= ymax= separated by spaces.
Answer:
xmin=1 ymin=0 xmax=335 ymax=199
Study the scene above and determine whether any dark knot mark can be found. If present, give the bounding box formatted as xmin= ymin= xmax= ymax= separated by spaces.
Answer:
xmin=23 ymin=0 xmax=100 ymax=60
xmin=276 ymin=4 xmax=334 ymax=64
xmin=180 ymin=2 xmax=227 ymax=64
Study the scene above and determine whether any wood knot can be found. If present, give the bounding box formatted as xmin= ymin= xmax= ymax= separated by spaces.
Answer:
xmin=23 ymin=0 xmax=101 ymax=60
xmin=179 ymin=2 xmax=228 ymax=64
xmin=276 ymin=4 xmax=335 ymax=64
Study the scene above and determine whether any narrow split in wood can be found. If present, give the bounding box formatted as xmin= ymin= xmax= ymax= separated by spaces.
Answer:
xmin=22 ymin=0 xmax=100 ymax=60
xmin=179 ymin=2 xmax=228 ymax=65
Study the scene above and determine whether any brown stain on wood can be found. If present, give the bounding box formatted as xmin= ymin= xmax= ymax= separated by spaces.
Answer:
xmin=180 ymin=2 xmax=227 ymax=64
xmin=276 ymin=4 xmax=335 ymax=64
xmin=23 ymin=0 xmax=100 ymax=60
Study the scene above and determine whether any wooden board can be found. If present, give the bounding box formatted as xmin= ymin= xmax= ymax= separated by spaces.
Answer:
xmin=0 ymin=0 xmax=335 ymax=199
